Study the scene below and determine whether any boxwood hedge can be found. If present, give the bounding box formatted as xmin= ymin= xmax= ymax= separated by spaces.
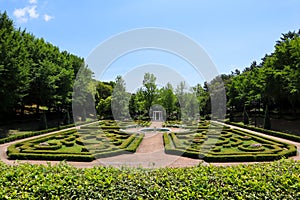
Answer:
xmin=226 ymin=121 xmax=300 ymax=142
xmin=1 ymin=159 xmax=299 ymax=199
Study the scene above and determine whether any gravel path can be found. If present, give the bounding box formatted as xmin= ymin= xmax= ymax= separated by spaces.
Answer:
xmin=1 ymin=121 xmax=299 ymax=168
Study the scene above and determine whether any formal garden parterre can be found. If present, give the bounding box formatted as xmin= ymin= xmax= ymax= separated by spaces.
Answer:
xmin=7 ymin=120 xmax=144 ymax=161
xmin=6 ymin=120 xmax=297 ymax=163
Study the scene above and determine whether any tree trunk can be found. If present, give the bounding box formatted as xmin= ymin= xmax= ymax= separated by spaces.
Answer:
xmin=36 ymin=104 xmax=40 ymax=115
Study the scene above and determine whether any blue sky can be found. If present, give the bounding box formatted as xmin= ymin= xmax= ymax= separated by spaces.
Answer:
xmin=1 ymin=0 xmax=300 ymax=86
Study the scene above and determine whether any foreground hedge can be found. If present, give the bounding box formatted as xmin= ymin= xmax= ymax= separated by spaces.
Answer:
xmin=0 ymin=159 xmax=299 ymax=199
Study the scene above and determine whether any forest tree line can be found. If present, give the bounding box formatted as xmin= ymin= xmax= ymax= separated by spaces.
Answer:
xmin=94 ymin=74 xmax=210 ymax=121
xmin=1 ymin=11 xmax=300 ymax=125
xmin=0 ymin=12 xmax=84 ymax=121
xmin=225 ymin=30 xmax=300 ymax=118
xmin=95 ymin=30 xmax=300 ymax=122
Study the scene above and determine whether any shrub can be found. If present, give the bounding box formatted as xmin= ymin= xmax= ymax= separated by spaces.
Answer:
xmin=226 ymin=121 xmax=300 ymax=142
xmin=34 ymin=142 xmax=62 ymax=150
xmin=119 ymin=134 xmax=136 ymax=149
xmin=126 ymin=134 xmax=144 ymax=152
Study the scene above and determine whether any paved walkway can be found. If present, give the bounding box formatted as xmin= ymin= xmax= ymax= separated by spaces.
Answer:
xmin=1 ymin=121 xmax=300 ymax=168
xmin=0 ymin=121 xmax=202 ymax=168
xmin=98 ymin=121 xmax=201 ymax=168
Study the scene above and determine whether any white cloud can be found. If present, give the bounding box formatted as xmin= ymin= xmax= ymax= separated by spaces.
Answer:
xmin=13 ymin=7 xmax=27 ymax=18
xmin=13 ymin=7 xmax=28 ymax=23
xmin=29 ymin=0 xmax=37 ymax=4
xmin=28 ymin=6 xmax=39 ymax=18
xmin=13 ymin=6 xmax=39 ymax=23
xmin=44 ymin=14 xmax=54 ymax=22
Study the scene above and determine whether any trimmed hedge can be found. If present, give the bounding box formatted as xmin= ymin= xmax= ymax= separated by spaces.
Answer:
xmin=34 ymin=142 xmax=62 ymax=150
xmin=170 ymin=133 xmax=184 ymax=149
xmin=164 ymin=124 xmax=297 ymax=162
xmin=7 ymin=127 xmax=145 ymax=162
xmin=0 ymin=120 xmax=98 ymax=144
xmin=126 ymin=134 xmax=144 ymax=152
xmin=226 ymin=121 xmax=300 ymax=142
xmin=119 ymin=134 xmax=136 ymax=149
xmin=8 ymin=153 xmax=94 ymax=162
xmin=1 ymin=159 xmax=300 ymax=199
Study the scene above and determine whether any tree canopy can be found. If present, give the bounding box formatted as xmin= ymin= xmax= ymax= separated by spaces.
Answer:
xmin=0 ymin=11 xmax=84 ymax=121
xmin=1 ymin=11 xmax=300 ymax=124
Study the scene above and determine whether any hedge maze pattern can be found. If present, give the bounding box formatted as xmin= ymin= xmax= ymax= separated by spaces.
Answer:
xmin=163 ymin=123 xmax=297 ymax=162
xmin=7 ymin=120 xmax=297 ymax=163
xmin=7 ymin=122 xmax=144 ymax=162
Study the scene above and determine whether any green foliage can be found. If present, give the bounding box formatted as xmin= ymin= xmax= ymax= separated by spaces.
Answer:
xmin=226 ymin=121 xmax=300 ymax=142
xmin=111 ymin=76 xmax=130 ymax=120
xmin=7 ymin=122 xmax=144 ymax=161
xmin=0 ymin=124 xmax=75 ymax=144
xmin=142 ymin=73 xmax=157 ymax=114
xmin=0 ymin=159 xmax=299 ymax=199
xmin=157 ymin=83 xmax=176 ymax=119
xmin=226 ymin=30 xmax=300 ymax=120
xmin=95 ymin=81 xmax=113 ymax=118
xmin=0 ymin=12 xmax=85 ymax=120
xmin=164 ymin=122 xmax=296 ymax=162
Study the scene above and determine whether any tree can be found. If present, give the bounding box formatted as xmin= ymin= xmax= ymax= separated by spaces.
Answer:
xmin=72 ymin=65 xmax=94 ymax=122
xmin=175 ymin=81 xmax=199 ymax=122
xmin=263 ymin=105 xmax=271 ymax=129
xmin=243 ymin=105 xmax=249 ymax=125
xmin=158 ymin=83 xmax=176 ymax=120
xmin=96 ymin=96 xmax=112 ymax=119
xmin=95 ymin=82 xmax=113 ymax=106
xmin=142 ymin=73 xmax=157 ymax=114
xmin=38 ymin=112 xmax=48 ymax=130
xmin=111 ymin=76 xmax=130 ymax=120
xmin=0 ymin=12 xmax=30 ymax=118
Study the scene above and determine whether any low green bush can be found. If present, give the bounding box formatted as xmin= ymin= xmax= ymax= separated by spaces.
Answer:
xmin=164 ymin=122 xmax=297 ymax=162
xmin=226 ymin=121 xmax=300 ymax=142
xmin=215 ymin=137 xmax=230 ymax=146
xmin=0 ymin=124 xmax=78 ymax=144
xmin=119 ymin=134 xmax=136 ymax=149
xmin=34 ymin=142 xmax=62 ymax=150
xmin=126 ymin=134 xmax=144 ymax=152
xmin=170 ymin=133 xmax=184 ymax=149
xmin=8 ymin=153 xmax=94 ymax=162
xmin=1 ymin=159 xmax=299 ymax=199
xmin=238 ymin=144 xmax=265 ymax=152
xmin=62 ymin=140 xmax=75 ymax=147
xmin=163 ymin=133 xmax=173 ymax=150
xmin=100 ymin=126 xmax=120 ymax=129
